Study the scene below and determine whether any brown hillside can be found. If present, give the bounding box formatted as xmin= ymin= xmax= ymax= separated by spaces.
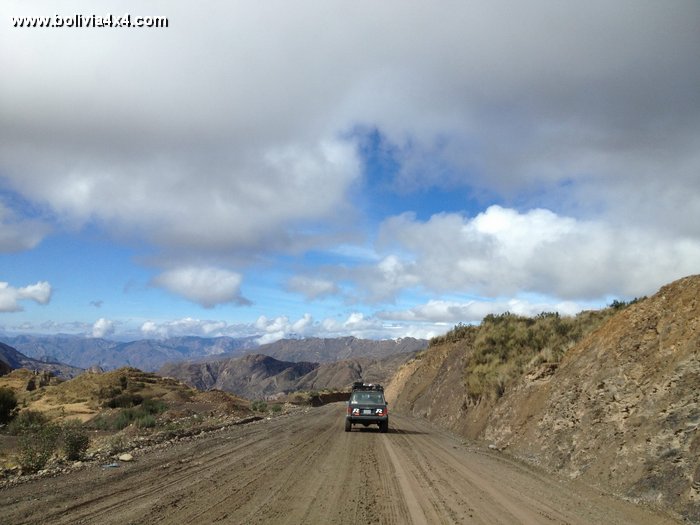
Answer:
xmin=163 ymin=351 xmax=417 ymax=399
xmin=390 ymin=274 xmax=700 ymax=522
xmin=386 ymin=342 xmax=474 ymax=435
xmin=486 ymin=275 xmax=700 ymax=521
xmin=0 ymin=367 xmax=250 ymax=423
xmin=294 ymin=351 xmax=415 ymax=392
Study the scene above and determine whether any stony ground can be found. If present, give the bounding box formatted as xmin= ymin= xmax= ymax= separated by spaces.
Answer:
xmin=0 ymin=404 xmax=680 ymax=525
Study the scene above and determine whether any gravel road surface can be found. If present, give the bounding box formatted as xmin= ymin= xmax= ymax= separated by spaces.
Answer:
xmin=1 ymin=404 xmax=680 ymax=524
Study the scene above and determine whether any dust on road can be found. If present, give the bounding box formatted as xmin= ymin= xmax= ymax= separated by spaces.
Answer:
xmin=0 ymin=404 xmax=680 ymax=524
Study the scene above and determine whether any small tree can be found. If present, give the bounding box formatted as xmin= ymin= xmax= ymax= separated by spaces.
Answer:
xmin=0 ymin=387 xmax=18 ymax=424
xmin=15 ymin=411 xmax=61 ymax=472
xmin=62 ymin=420 xmax=90 ymax=461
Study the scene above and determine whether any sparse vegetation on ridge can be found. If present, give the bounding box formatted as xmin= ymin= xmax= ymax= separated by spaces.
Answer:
xmin=0 ymin=367 xmax=258 ymax=475
xmin=429 ymin=303 xmax=641 ymax=403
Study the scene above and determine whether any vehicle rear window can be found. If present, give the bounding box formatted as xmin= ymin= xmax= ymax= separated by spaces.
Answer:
xmin=350 ymin=392 xmax=385 ymax=404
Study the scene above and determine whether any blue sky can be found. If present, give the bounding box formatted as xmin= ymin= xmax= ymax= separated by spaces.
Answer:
xmin=2 ymin=1 xmax=700 ymax=342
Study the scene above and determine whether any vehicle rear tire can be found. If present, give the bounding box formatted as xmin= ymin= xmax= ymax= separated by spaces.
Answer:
xmin=379 ymin=421 xmax=388 ymax=433
xmin=344 ymin=419 xmax=352 ymax=432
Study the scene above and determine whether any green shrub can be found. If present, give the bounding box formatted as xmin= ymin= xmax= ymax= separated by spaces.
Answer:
xmin=134 ymin=414 xmax=156 ymax=428
xmin=251 ymin=400 xmax=268 ymax=412
xmin=140 ymin=397 xmax=167 ymax=415
xmin=105 ymin=393 xmax=143 ymax=409
xmin=456 ymin=308 xmax=618 ymax=403
xmin=17 ymin=420 xmax=60 ymax=472
xmin=112 ymin=411 xmax=134 ymax=430
xmin=430 ymin=322 xmax=477 ymax=347
xmin=270 ymin=404 xmax=282 ymax=414
xmin=62 ymin=420 xmax=90 ymax=460
xmin=93 ymin=396 xmax=167 ymax=431
xmin=87 ymin=413 xmax=111 ymax=430
xmin=7 ymin=410 xmax=49 ymax=435
xmin=0 ymin=387 xmax=18 ymax=424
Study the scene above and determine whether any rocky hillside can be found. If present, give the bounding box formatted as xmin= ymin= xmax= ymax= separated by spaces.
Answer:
xmin=293 ymin=351 xmax=416 ymax=392
xmin=0 ymin=366 xmax=251 ymax=425
xmin=161 ymin=354 xmax=318 ymax=399
xmin=389 ymin=275 xmax=700 ymax=522
xmin=0 ymin=341 xmax=83 ymax=379
xmin=256 ymin=336 xmax=427 ymax=362
xmin=161 ymin=351 xmax=417 ymax=399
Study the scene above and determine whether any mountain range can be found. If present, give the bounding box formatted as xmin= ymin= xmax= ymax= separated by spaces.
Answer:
xmin=159 ymin=350 xmax=418 ymax=399
xmin=0 ymin=341 xmax=83 ymax=379
xmin=1 ymin=335 xmax=259 ymax=372
xmin=1 ymin=334 xmax=427 ymax=374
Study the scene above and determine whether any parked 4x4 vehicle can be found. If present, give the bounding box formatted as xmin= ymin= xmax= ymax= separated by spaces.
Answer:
xmin=345 ymin=382 xmax=388 ymax=433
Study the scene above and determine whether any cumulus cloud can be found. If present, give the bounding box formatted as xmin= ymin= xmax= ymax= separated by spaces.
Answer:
xmin=152 ymin=266 xmax=250 ymax=308
xmin=360 ymin=206 xmax=700 ymax=301
xmin=20 ymin=311 xmax=443 ymax=341
xmin=254 ymin=311 xmax=403 ymax=344
xmin=139 ymin=314 xmax=333 ymax=343
xmin=140 ymin=317 xmax=228 ymax=339
xmin=0 ymin=281 xmax=52 ymax=312
xmin=2 ymin=1 xmax=699 ymax=254
xmin=2 ymin=1 xmax=700 ymax=335
xmin=92 ymin=318 xmax=115 ymax=338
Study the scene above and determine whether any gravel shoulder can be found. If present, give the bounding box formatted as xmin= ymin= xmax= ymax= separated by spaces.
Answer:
xmin=0 ymin=404 xmax=681 ymax=525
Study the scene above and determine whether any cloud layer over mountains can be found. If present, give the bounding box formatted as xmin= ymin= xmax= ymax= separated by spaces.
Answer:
xmin=2 ymin=1 xmax=699 ymax=338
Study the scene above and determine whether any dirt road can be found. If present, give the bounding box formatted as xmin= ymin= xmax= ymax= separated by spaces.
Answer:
xmin=1 ymin=404 xmax=680 ymax=524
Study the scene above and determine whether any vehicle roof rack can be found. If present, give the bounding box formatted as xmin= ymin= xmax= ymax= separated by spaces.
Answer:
xmin=351 ymin=382 xmax=384 ymax=392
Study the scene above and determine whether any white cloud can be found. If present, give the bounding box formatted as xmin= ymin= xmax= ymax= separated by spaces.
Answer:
xmin=254 ymin=311 xmax=415 ymax=344
xmin=152 ymin=266 xmax=249 ymax=308
xmin=140 ymin=317 xmax=228 ymax=339
xmin=254 ymin=315 xmax=296 ymax=345
xmin=0 ymin=281 xmax=52 ymax=312
xmin=16 ymin=310 xmax=448 ymax=342
xmin=2 ymin=1 xmax=698 ymax=255
xmin=2 ymin=1 xmax=700 ymax=334
xmin=92 ymin=318 xmax=115 ymax=338
xmin=291 ymin=313 xmax=313 ymax=333
xmin=363 ymin=206 xmax=700 ymax=301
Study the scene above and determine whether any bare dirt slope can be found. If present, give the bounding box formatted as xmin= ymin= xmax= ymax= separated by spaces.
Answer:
xmin=484 ymin=275 xmax=700 ymax=520
xmin=388 ymin=275 xmax=700 ymax=522
xmin=1 ymin=404 xmax=677 ymax=525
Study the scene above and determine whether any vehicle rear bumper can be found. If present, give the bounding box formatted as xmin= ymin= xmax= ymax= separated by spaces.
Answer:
xmin=346 ymin=415 xmax=388 ymax=425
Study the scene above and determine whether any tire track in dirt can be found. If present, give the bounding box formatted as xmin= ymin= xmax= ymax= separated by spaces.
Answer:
xmin=20 ymin=423 xmax=281 ymax=524
xmin=0 ymin=404 xmax=682 ymax=525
